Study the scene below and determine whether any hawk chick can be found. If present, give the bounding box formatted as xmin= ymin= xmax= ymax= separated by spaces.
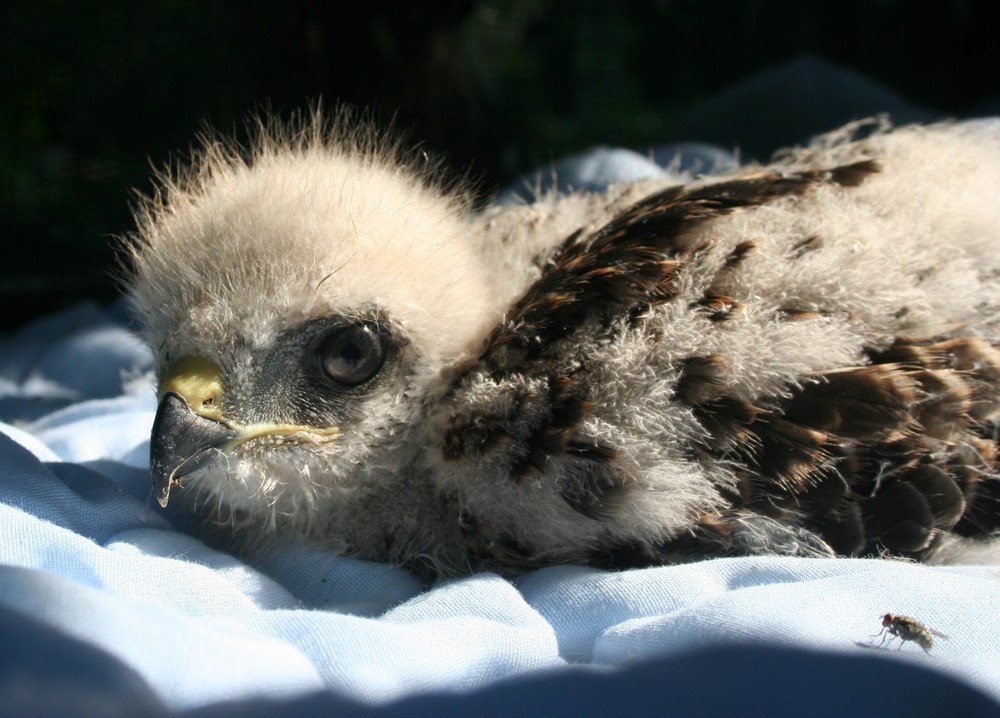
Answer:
xmin=126 ymin=115 xmax=1000 ymax=577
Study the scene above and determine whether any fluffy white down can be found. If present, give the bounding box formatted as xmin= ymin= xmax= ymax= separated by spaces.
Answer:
xmin=129 ymin=122 xmax=498 ymax=368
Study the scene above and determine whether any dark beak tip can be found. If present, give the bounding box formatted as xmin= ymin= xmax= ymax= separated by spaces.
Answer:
xmin=150 ymin=392 xmax=237 ymax=505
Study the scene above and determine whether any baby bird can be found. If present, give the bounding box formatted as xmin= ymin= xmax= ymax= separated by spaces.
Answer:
xmin=126 ymin=113 xmax=1000 ymax=577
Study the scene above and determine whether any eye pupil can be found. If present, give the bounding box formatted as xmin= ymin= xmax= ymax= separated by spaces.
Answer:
xmin=318 ymin=324 xmax=386 ymax=386
xmin=340 ymin=343 xmax=361 ymax=364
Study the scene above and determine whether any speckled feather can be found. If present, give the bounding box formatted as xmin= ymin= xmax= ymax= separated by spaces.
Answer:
xmin=440 ymin=155 xmax=1000 ymax=571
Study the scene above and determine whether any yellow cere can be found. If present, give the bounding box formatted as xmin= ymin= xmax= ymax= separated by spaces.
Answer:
xmin=159 ymin=354 xmax=226 ymax=422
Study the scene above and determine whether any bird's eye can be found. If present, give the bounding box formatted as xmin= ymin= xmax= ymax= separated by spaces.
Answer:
xmin=318 ymin=324 xmax=386 ymax=386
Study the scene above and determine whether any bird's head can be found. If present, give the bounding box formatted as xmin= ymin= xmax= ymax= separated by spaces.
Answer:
xmin=124 ymin=117 xmax=496 ymax=543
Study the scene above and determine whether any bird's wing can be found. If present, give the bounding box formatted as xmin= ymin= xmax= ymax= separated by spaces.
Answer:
xmin=431 ymin=160 xmax=1000 ymax=571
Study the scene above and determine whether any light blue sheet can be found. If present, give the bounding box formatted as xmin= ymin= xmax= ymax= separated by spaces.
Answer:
xmin=2 ymin=143 xmax=1000 ymax=714
xmin=2 ymin=301 xmax=999 ymax=716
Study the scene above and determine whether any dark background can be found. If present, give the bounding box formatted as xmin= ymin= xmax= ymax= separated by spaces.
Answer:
xmin=3 ymin=0 xmax=999 ymax=331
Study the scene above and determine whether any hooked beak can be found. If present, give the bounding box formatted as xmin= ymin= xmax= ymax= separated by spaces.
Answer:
xmin=150 ymin=391 xmax=236 ymax=507
xmin=149 ymin=355 xmax=340 ymax=508
xmin=150 ymin=355 xmax=235 ymax=508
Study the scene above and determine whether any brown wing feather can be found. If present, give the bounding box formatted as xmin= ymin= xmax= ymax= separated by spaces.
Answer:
xmin=687 ymin=337 xmax=1000 ymax=559
xmin=623 ymin=334 xmax=1000 ymax=564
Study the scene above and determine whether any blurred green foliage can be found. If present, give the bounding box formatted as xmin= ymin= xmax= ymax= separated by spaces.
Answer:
xmin=1 ymin=0 xmax=997 ymax=327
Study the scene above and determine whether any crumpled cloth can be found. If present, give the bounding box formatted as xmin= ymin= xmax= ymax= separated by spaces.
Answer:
xmin=2 ymin=143 xmax=999 ymax=716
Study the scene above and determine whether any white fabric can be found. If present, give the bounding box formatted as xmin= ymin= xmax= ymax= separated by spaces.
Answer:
xmin=1 ymin=301 xmax=999 ymax=715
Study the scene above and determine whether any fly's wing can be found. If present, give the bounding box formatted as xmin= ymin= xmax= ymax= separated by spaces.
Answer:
xmin=929 ymin=627 xmax=950 ymax=640
xmin=433 ymin=160 xmax=1000 ymax=571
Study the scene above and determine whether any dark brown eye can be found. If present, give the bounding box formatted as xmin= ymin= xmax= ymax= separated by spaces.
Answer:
xmin=318 ymin=324 xmax=386 ymax=386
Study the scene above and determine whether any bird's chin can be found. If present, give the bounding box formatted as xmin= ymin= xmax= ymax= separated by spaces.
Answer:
xmin=173 ymin=455 xmax=306 ymax=516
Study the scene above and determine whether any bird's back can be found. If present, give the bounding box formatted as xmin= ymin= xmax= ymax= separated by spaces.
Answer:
xmin=429 ymin=120 xmax=1000 ymax=572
